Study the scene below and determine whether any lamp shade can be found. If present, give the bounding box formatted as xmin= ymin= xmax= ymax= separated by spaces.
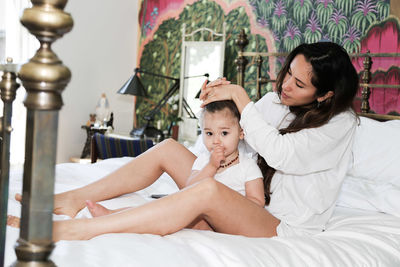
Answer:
xmin=117 ymin=74 xmax=147 ymax=97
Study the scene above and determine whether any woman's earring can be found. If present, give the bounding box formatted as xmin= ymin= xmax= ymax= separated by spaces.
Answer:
xmin=317 ymin=101 xmax=321 ymax=108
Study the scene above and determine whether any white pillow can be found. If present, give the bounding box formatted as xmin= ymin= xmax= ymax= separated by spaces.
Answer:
xmin=338 ymin=176 xmax=400 ymax=217
xmin=337 ymin=117 xmax=400 ymax=216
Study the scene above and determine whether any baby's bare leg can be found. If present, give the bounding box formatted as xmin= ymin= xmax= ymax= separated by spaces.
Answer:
xmin=53 ymin=139 xmax=196 ymax=218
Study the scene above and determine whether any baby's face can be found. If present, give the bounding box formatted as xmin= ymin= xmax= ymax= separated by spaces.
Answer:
xmin=202 ymin=108 xmax=243 ymax=158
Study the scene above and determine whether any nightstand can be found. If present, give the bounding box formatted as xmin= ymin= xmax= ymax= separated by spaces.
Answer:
xmin=80 ymin=125 xmax=108 ymax=158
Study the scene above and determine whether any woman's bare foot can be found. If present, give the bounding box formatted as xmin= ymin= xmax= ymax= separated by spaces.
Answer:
xmin=7 ymin=214 xmax=92 ymax=242
xmin=53 ymin=219 xmax=93 ymax=242
xmin=86 ymin=200 xmax=113 ymax=217
xmin=14 ymin=193 xmax=22 ymax=202
xmin=7 ymin=215 xmax=20 ymax=228
xmin=15 ymin=192 xmax=85 ymax=218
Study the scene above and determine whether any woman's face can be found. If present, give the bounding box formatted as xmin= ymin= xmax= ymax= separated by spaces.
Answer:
xmin=280 ymin=54 xmax=318 ymax=106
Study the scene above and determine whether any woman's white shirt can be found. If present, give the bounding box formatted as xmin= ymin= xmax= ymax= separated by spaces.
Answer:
xmin=240 ymin=92 xmax=357 ymax=236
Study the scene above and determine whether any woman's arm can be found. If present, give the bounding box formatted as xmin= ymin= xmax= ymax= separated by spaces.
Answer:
xmin=245 ymin=178 xmax=265 ymax=207
xmin=199 ymin=79 xmax=252 ymax=113
xmin=241 ymin=104 xmax=357 ymax=174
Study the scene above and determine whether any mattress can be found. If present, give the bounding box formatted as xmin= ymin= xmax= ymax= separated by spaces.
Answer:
xmin=5 ymin=157 xmax=400 ymax=267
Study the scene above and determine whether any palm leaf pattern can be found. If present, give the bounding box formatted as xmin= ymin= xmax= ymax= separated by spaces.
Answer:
xmin=271 ymin=0 xmax=288 ymax=34
xmin=316 ymin=0 xmax=334 ymax=28
xmin=327 ymin=8 xmax=348 ymax=43
xmin=377 ymin=0 xmax=390 ymax=21
xmin=351 ymin=0 xmax=377 ymax=34
xmin=249 ymin=0 xmax=386 ymax=54
xmin=304 ymin=12 xmax=322 ymax=44
xmin=283 ymin=20 xmax=302 ymax=51
xmin=343 ymin=26 xmax=361 ymax=53
xmin=336 ymin=0 xmax=356 ymax=16
xmin=292 ymin=0 xmax=313 ymax=27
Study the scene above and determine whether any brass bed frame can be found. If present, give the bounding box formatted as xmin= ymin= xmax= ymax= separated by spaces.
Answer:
xmin=0 ymin=3 xmax=399 ymax=265
xmin=0 ymin=1 xmax=73 ymax=266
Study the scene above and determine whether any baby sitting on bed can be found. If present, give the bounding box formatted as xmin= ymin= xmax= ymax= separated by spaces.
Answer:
xmin=85 ymin=100 xmax=264 ymax=228
xmin=8 ymin=100 xmax=264 ymax=234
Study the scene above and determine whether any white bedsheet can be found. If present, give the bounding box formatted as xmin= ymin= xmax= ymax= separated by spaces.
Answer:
xmin=5 ymin=158 xmax=400 ymax=267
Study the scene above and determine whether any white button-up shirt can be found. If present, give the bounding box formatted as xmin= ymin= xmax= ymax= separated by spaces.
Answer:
xmin=240 ymin=92 xmax=357 ymax=236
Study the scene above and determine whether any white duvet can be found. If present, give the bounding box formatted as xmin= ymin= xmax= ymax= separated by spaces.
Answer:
xmin=5 ymin=157 xmax=400 ymax=267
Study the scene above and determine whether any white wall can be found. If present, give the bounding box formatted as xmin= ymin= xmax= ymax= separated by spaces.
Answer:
xmin=54 ymin=0 xmax=139 ymax=163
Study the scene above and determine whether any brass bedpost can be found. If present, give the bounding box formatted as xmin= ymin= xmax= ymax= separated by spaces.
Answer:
xmin=235 ymin=29 xmax=249 ymax=87
xmin=255 ymin=55 xmax=263 ymax=101
xmin=361 ymin=51 xmax=372 ymax=114
xmin=0 ymin=58 xmax=20 ymax=267
xmin=13 ymin=0 xmax=73 ymax=266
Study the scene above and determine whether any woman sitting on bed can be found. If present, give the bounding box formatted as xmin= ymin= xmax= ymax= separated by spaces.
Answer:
xmin=10 ymin=41 xmax=359 ymax=240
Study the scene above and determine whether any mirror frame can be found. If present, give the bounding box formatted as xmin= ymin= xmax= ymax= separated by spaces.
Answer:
xmin=178 ymin=23 xmax=226 ymax=118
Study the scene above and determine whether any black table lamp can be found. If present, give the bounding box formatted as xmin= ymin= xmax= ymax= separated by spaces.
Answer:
xmin=118 ymin=68 xmax=181 ymax=139
xmin=118 ymin=68 xmax=203 ymax=139
xmin=117 ymin=68 xmax=148 ymax=132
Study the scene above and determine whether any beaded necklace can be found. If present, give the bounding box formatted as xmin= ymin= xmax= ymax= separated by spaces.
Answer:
xmin=219 ymin=154 xmax=239 ymax=168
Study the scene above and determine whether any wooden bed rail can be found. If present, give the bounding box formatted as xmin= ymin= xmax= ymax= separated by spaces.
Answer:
xmin=235 ymin=29 xmax=400 ymax=121
xmin=0 ymin=1 xmax=74 ymax=266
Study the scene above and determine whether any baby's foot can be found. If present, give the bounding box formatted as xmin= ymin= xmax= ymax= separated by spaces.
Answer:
xmin=86 ymin=200 xmax=112 ymax=217
xmin=7 ymin=215 xmax=20 ymax=228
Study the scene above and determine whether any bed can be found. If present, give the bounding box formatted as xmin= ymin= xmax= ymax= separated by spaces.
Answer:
xmin=2 ymin=3 xmax=400 ymax=265
xmin=4 ymin=154 xmax=400 ymax=266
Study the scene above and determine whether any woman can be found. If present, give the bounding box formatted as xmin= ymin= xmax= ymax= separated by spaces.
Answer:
xmin=10 ymin=41 xmax=359 ymax=240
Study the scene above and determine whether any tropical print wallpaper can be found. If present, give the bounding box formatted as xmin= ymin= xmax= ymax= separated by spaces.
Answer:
xmin=136 ymin=0 xmax=398 ymax=130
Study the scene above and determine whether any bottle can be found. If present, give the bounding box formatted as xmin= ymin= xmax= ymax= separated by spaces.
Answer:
xmin=95 ymin=93 xmax=110 ymax=127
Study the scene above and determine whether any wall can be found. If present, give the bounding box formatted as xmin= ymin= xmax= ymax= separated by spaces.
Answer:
xmin=136 ymin=0 xmax=399 ymax=118
xmin=392 ymin=0 xmax=400 ymax=17
xmin=0 ymin=0 xmax=5 ymax=62
xmin=53 ymin=0 xmax=139 ymax=163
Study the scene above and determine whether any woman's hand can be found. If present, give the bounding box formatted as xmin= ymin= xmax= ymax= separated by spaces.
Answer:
xmin=199 ymin=78 xmax=252 ymax=113
xmin=199 ymin=78 xmax=231 ymax=104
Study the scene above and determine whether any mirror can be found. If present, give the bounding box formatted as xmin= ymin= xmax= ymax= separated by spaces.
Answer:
xmin=178 ymin=24 xmax=225 ymax=118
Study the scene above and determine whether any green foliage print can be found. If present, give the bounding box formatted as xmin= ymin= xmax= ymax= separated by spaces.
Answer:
xmin=316 ymin=1 xmax=334 ymax=28
xmin=336 ymin=0 xmax=356 ymax=16
xmin=250 ymin=0 xmax=390 ymax=53
xmin=351 ymin=1 xmax=377 ymax=34
xmin=137 ymin=0 xmax=391 ymax=130
xmin=137 ymin=0 xmax=269 ymax=130
xmin=377 ymin=0 xmax=390 ymax=20
xmin=292 ymin=0 xmax=313 ymax=27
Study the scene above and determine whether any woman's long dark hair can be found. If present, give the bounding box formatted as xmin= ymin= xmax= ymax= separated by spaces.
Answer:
xmin=259 ymin=42 xmax=359 ymax=205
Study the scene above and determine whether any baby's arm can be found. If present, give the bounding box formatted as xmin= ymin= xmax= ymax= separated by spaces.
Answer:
xmin=185 ymin=146 xmax=225 ymax=187
xmin=245 ymin=178 xmax=265 ymax=207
